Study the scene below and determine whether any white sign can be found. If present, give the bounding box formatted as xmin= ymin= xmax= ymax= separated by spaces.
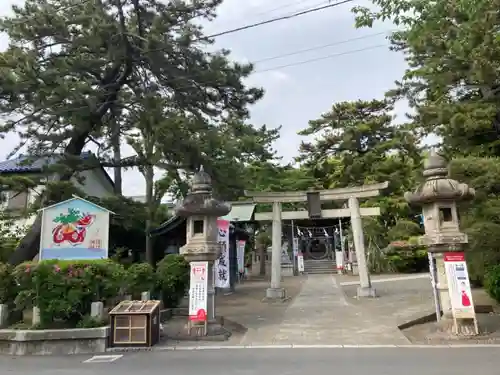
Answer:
xmin=298 ymin=253 xmax=304 ymax=272
xmin=236 ymin=240 xmax=246 ymax=274
xmin=189 ymin=261 xmax=208 ymax=322
xmin=215 ymin=219 xmax=230 ymax=288
xmin=335 ymin=251 xmax=344 ymax=271
xmin=444 ymin=252 xmax=475 ymax=319
xmin=292 ymin=237 xmax=299 ymax=257
xmin=40 ymin=196 xmax=112 ymax=261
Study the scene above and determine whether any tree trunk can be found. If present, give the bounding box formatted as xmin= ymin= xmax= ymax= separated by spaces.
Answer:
xmin=111 ymin=114 xmax=122 ymax=195
xmin=144 ymin=164 xmax=154 ymax=265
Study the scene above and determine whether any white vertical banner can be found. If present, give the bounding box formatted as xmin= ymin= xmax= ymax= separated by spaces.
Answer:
xmin=215 ymin=219 xmax=230 ymax=288
xmin=236 ymin=240 xmax=246 ymax=274
xmin=189 ymin=261 xmax=208 ymax=322
xmin=292 ymin=237 xmax=299 ymax=257
xmin=297 ymin=253 xmax=305 ymax=272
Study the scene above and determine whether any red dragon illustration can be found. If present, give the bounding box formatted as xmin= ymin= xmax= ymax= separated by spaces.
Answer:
xmin=52 ymin=208 xmax=95 ymax=245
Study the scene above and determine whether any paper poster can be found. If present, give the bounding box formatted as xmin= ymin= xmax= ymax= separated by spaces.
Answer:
xmin=215 ymin=219 xmax=230 ymax=288
xmin=444 ymin=252 xmax=475 ymax=319
xmin=298 ymin=253 xmax=305 ymax=272
xmin=236 ymin=240 xmax=245 ymax=274
xmin=188 ymin=261 xmax=208 ymax=322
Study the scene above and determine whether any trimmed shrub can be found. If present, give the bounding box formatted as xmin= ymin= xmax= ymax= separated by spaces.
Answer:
xmin=0 ymin=262 xmax=16 ymax=305
xmin=13 ymin=259 xmax=127 ymax=328
xmin=484 ymin=264 xmax=500 ymax=303
xmin=156 ymin=254 xmax=189 ymax=308
xmin=386 ymin=249 xmax=428 ymax=273
xmin=126 ymin=262 xmax=156 ymax=298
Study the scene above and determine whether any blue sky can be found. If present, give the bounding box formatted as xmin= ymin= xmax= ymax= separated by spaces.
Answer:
xmin=0 ymin=0 xmax=416 ymax=196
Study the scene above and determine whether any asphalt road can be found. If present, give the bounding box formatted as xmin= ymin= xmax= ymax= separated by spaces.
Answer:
xmin=1 ymin=348 xmax=499 ymax=374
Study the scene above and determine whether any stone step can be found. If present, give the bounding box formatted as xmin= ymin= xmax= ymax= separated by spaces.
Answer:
xmin=303 ymin=260 xmax=337 ymax=274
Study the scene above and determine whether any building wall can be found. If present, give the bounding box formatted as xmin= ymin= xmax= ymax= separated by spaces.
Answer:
xmin=2 ymin=169 xmax=114 ymax=235
xmin=71 ymin=169 xmax=114 ymax=198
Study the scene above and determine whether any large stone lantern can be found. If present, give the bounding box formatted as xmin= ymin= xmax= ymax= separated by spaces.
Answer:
xmin=175 ymin=166 xmax=231 ymax=334
xmin=405 ymin=151 xmax=475 ymax=326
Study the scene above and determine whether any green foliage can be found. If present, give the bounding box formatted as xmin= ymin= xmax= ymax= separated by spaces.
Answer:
xmin=126 ymin=262 xmax=156 ymax=298
xmin=156 ymin=254 xmax=190 ymax=308
xmin=0 ymin=263 xmax=16 ymax=304
xmin=387 ymin=220 xmax=422 ymax=242
xmin=1 ymin=0 xmax=267 ymax=264
xmin=354 ymin=0 xmax=500 ymax=158
xmin=485 ymin=265 xmax=500 ymax=303
xmin=296 ymin=99 xmax=422 ymax=231
xmin=386 ymin=249 xmax=428 ymax=274
xmin=12 ymin=259 xmax=127 ymax=328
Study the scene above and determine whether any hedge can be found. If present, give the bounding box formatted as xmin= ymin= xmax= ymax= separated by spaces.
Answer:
xmin=485 ymin=264 xmax=500 ymax=303
xmin=0 ymin=254 xmax=189 ymax=329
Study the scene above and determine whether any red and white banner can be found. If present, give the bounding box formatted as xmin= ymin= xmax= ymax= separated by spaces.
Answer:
xmin=215 ymin=219 xmax=230 ymax=288
xmin=444 ymin=252 xmax=475 ymax=319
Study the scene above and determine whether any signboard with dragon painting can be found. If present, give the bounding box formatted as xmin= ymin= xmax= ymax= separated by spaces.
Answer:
xmin=39 ymin=196 xmax=114 ymax=261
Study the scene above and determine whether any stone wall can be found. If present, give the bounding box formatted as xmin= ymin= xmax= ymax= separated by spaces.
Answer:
xmin=0 ymin=327 xmax=109 ymax=356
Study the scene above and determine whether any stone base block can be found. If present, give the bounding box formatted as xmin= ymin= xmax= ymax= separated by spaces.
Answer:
xmin=266 ymin=287 xmax=286 ymax=300
xmin=173 ymin=317 xmax=231 ymax=341
xmin=357 ymin=286 xmax=377 ymax=298
xmin=0 ymin=326 xmax=109 ymax=355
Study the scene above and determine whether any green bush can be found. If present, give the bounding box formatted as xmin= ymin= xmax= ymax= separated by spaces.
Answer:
xmin=13 ymin=259 xmax=127 ymax=328
xmin=156 ymin=254 xmax=189 ymax=308
xmin=386 ymin=249 xmax=429 ymax=273
xmin=126 ymin=262 xmax=156 ymax=298
xmin=484 ymin=265 xmax=500 ymax=303
xmin=0 ymin=263 xmax=16 ymax=304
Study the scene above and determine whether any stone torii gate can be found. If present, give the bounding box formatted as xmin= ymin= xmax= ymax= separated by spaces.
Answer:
xmin=245 ymin=182 xmax=388 ymax=299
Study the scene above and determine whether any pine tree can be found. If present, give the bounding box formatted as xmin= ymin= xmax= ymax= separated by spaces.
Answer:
xmin=0 ymin=0 xmax=263 ymax=264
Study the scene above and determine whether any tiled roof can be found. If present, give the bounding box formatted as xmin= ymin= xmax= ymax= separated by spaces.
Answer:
xmin=0 ymin=152 xmax=114 ymax=187
xmin=0 ymin=155 xmax=59 ymax=173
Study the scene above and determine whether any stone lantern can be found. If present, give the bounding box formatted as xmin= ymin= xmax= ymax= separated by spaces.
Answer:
xmin=175 ymin=166 xmax=231 ymax=335
xmin=404 ymin=151 xmax=475 ymax=330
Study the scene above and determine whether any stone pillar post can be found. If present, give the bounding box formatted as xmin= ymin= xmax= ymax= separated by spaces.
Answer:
xmin=433 ymin=251 xmax=453 ymax=319
xmin=207 ymin=260 xmax=216 ymax=321
xmin=348 ymin=196 xmax=376 ymax=298
xmin=267 ymin=201 xmax=285 ymax=299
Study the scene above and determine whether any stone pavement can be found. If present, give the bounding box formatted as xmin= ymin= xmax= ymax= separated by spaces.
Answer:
xmin=162 ymin=273 xmax=437 ymax=348
xmin=237 ymin=274 xmax=411 ymax=346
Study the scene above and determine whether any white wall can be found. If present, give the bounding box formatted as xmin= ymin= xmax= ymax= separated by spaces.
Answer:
xmin=3 ymin=169 xmax=115 ymax=235
xmin=71 ymin=169 xmax=114 ymax=198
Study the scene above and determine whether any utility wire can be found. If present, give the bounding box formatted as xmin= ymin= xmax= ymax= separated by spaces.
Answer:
xmin=255 ymin=44 xmax=387 ymax=73
xmin=250 ymin=0 xmax=318 ymax=17
xmin=253 ymin=31 xmax=389 ymax=64
xmin=203 ymin=0 xmax=353 ymax=40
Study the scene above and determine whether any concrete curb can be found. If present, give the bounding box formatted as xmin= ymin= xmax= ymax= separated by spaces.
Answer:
xmin=107 ymin=343 xmax=500 ymax=352
xmin=398 ymin=312 xmax=437 ymax=331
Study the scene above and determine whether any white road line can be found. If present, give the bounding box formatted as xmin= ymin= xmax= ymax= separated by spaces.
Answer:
xmin=83 ymin=354 xmax=123 ymax=363
xmin=340 ymin=274 xmax=429 ymax=286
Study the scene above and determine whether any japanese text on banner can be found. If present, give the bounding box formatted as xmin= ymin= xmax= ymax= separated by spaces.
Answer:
xmin=189 ymin=261 xmax=208 ymax=322
xmin=215 ymin=219 xmax=230 ymax=288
